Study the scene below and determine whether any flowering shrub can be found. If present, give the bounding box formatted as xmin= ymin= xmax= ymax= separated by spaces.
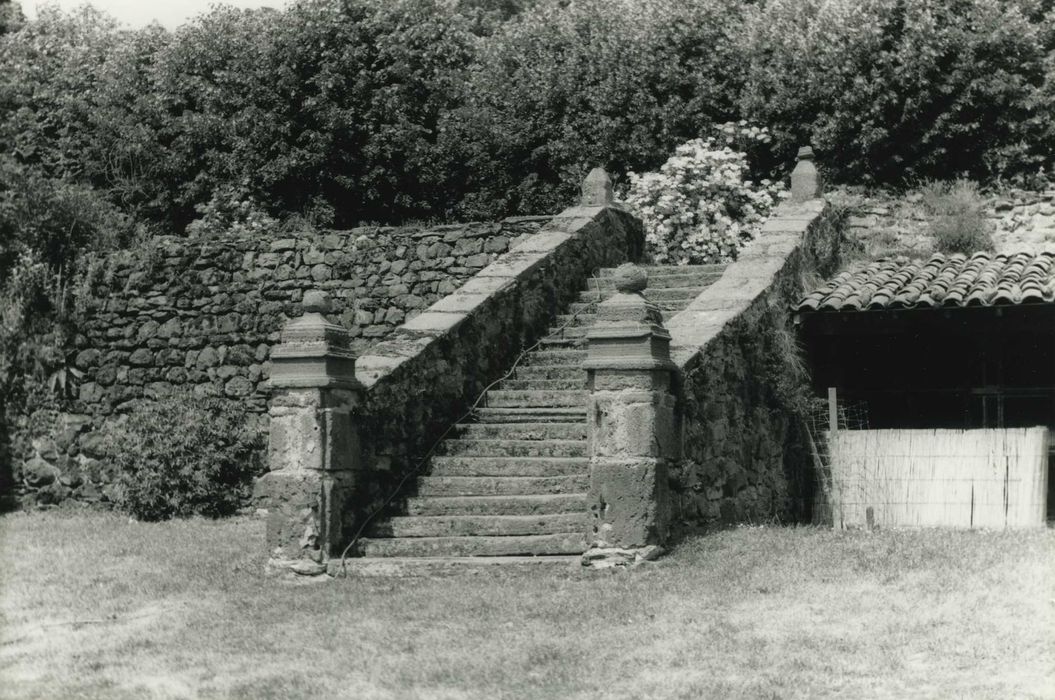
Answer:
xmin=185 ymin=187 xmax=278 ymax=237
xmin=626 ymin=127 xmax=784 ymax=265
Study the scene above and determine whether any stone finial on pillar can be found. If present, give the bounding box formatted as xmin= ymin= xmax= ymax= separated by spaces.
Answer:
xmin=790 ymin=145 xmax=823 ymax=202
xmin=256 ymin=290 xmax=362 ymax=570
xmin=581 ymin=166 xmax=614 ymax=207
xmin=582 ymin=263 xmax=676 ymax=555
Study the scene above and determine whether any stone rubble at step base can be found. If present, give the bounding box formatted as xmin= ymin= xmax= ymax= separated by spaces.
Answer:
xmin=580 ymin=544 xmax=664 ymax=570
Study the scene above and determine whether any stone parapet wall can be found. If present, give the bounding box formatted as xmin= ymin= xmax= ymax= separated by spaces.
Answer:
xmin=8 ymin=217 xmax=551 ymax=507
xmin=833 ymin=186 xmax=1055 ymax=260
xmin=666 ymin=200 xmax=843 ymax=529
xmin=347 ymin=206 xmax=644 ymax=517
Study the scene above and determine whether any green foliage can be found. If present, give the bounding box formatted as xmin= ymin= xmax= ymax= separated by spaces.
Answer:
xmin=102 ymin=394 xmax=264 ymax=520
xmin=1 ymin=0 xmax=1053 ymax=237
xmin=922 ymin=179 xmax=994 ymax=254
xmin=445 ymin=0 xmax=749 ymax=218
xmin=0 ymin=6 xmax=167 ymax=208
xmin=0 ymin=0 xmax=23 ymax=35
xmin=743 ymin=0 xmax=1055 ymax=185
xmin=143 ymin=0 xmax=476 ymax=229
xmin=0 ymin=155 xmax=137 ymax=273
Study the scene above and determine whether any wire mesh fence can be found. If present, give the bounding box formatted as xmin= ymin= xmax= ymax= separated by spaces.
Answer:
xmin=804 ymin=397 xmax=1050 ymax=530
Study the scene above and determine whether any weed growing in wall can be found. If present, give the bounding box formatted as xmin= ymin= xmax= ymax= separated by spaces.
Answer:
xmin=921 ymin=180 xmax=994 ymax=255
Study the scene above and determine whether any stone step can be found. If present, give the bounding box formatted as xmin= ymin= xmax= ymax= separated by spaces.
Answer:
xmin=596 ymin=264 xmax=726 ymax=276
xmin=331 ymin=555 xmax=581 ymax=577
xmin=569 ymin=300 xmax=685 ymax=315
xmin=507 ymin=364 xmax=584 ymax=381
xmin=357 ymin=533 xmax=589 ymax=557
xmin=372 ymin=513 xmax=587 ymax=538
xmin=577 ymin=286 xmax=708 ymax=303
xmin=520 ymin=350 xmax=587 ymax=367
xmin=555 ymin=313 xmax=598 ymax=328
xmin=484 ymin=390 xmax=587 ymax=408
xmin=404 ymin=493 xmax=588 ymax=516
xmin=450 ymin=422 xmax=587 ymax=441
xmin=537 ymin=336 xmax=587 ymax=349
xmin=415 ymin=474 xmax=588 ymax=496
xmin=472 ymin=407 xmax=587 ymax=423
xmin=587 ymin=271 xmax=723 ymax=289
xmin=543 ymin=325 xmax=589 ymax=339
xmin=429 ymin=454 xmax=588 ymax=475
xmin=498 ymin=377 xmax=584 ymax=391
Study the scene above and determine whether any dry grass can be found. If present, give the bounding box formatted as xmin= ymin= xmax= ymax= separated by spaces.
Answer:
xmin=1 ymin=511 xmax=1053 ymax=699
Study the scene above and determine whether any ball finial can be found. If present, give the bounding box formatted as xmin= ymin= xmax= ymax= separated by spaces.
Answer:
xmin=612 ymin=263 xmax=647 ymax=294
xmin=302 ymin=290 xmax=331 ymax=314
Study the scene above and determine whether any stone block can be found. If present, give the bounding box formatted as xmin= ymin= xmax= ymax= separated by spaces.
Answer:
xmin=128 ymin=348 xmax=153 ymax=366
xmin=476 ymin=251 xmax=548 ymax=279
xmin=588 ymin=457 xmax=669 ymax=548
xmin=589 ymin=391 xmax=677 ymax=459
xmin=401 ymin=311 xmax=465 ymax=334
xmin=513 ymin=230 xmax=574 ymax=254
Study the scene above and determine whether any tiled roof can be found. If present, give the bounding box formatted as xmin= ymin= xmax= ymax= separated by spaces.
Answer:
xmin=797 ymin=251 xmax=1055 ymax=312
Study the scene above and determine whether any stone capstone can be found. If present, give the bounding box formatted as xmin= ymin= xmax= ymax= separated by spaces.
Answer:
xmin=790 ymin=146 xmax=823 ymax=202
xmin=581 ymin=167 xmax=615 ymax=207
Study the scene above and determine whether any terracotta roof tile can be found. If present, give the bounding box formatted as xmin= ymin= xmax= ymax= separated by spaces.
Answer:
xmin=796 ymin=251 xmax=1055 ymax=312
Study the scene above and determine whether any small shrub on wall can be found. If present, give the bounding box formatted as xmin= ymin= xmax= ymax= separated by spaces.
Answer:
xmin=102 ymin=394 xmax=263 ymax=521
xmin=625 ymin=127 xmax=784 ymax=265
xmin=922 ymin=180 xmax=994 ymax=255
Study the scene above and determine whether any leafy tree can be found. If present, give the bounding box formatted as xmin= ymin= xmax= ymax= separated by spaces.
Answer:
xmin=443 ymin=0 xmax=749 ymax=218
xmin=145 ymin=0 xmax=476 ymax=229
xmin=742 ymin=0 xmax=1054 ymax=184
xmin=0 ymin=0 xmax=24 ymax=35
xmin=0 ymin=6 xmax=168 ymax=217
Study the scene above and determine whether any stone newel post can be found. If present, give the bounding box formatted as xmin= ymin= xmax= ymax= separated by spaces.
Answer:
xmin=790 ymin=145 xmax=823 ymax=202
xmin=257 ymin=290 xmax=362 ymax=567
xmin=583 ymin=264 xmax=676 ymax=550
xmin=581 ymin=166 xmax=615 ymax=206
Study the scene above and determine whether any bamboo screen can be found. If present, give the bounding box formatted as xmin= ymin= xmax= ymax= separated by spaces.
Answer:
xmin=827 ymin=427 xmax=1050 ymax=529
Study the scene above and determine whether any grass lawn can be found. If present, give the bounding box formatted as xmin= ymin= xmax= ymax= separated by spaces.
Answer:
xmin=1 ymin=511 xmax=1052 ymax=699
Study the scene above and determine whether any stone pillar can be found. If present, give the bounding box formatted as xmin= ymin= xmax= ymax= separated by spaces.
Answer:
xmin=790 ymin=145 xmax=823 ymax=202
xmin=256 ymin=290 xmax=362 ymax=568
xmin=583 ymin=264 xmax=676 ymax=550
xmin=581 ymin=166 xmax=614 ymax=207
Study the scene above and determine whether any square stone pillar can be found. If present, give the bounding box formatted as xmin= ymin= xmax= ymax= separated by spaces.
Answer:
xmin=255 ymin=290 xmax=362 ymax=567
xmin=583 ymin=264 xmax=676 ymax=550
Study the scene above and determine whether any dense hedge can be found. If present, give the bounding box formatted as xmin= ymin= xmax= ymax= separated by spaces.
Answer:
xmin=743 ymin=0 xmax=1055 ymax=184
xmin=1 ymin=0 xmax=1053 ymax=244
xmin=441 ymin=0 xmax=749 ymax=217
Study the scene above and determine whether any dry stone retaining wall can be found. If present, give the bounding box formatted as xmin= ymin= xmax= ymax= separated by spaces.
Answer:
xmin=667 ymin=200 xmax=843 ymax=529
xmin=8 ymin=217 xmax=551 ymax=507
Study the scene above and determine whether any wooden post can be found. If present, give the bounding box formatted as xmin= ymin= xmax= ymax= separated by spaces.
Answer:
xmin=828 ymin=386 xmax=838 ymax=434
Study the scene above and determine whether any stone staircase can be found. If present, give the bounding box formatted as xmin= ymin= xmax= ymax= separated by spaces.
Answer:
xmin=353 ymin=264 xmax=726 ymax=562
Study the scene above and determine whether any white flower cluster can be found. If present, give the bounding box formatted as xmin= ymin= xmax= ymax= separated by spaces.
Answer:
xmin=186 ymin=188 xmax=278 ymax=237
xmin=625 ymin=129 xmax=784 ymax=265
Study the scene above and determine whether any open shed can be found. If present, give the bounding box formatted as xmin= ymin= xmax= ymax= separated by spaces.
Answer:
xmin=796 ymin=251 xmax=1055 ymax=526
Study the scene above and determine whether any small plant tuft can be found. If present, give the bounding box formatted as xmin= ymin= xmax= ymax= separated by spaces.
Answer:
xmin=921 ymin=180 xmax=994 ymax=255
xmin=102 ymin=393 xmax=263 ymax=520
